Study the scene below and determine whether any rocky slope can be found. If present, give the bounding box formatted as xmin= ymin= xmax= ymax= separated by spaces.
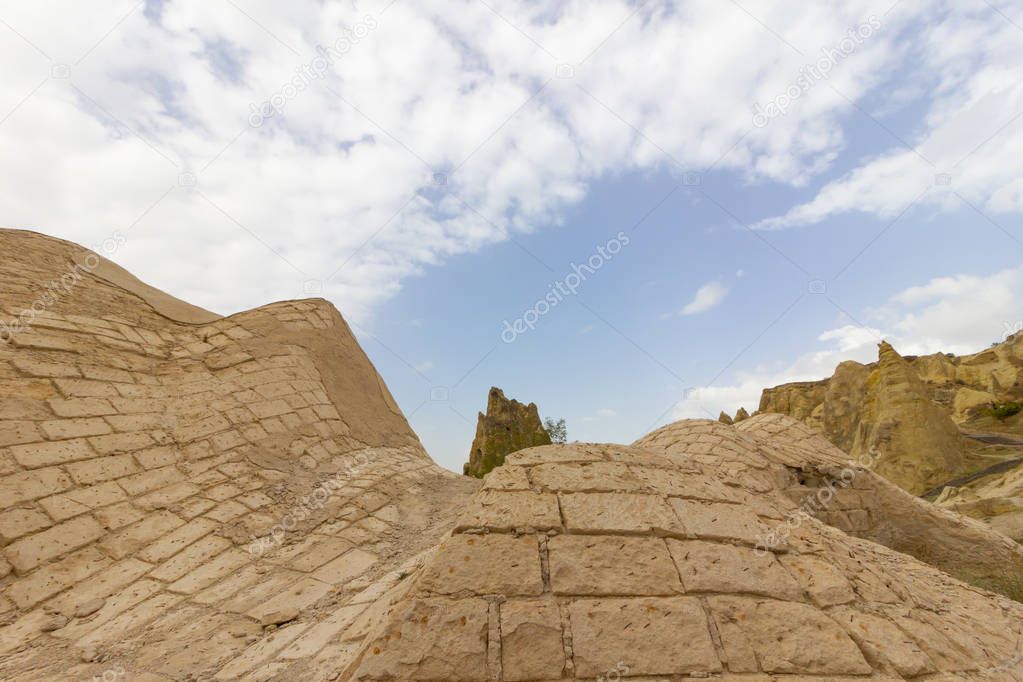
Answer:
xmin=758 ymin=335 xmax=1023 ymax=515
xmin=4 ymin=228 xmax=1023 ymax=680
xmin=356 ymin=417 xmax=1023 ymax=679
xmin=0 ymin=229 xmax=481 ymax=680
xmin=463 ymin=387 xmax=551 ymax=478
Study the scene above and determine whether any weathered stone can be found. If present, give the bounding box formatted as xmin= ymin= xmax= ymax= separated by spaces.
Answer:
xmin=708 ymin=596 xmax=871 ymax=675
xmin=419 ymin=534 xmax=542 ymax=596
xmin=455 ymin=490 xmax=561 ymax=532
xmin=74 ymin=597 xmax=106 ymax=618
xmin=0 ymin=507 xmax=53 ymax=543
xmin=560 ymin=492 xmax=683 ymax=534
xmin=831 ymin=607 xmax=935 ymax=677
xmin=352 ymin=598 xmax=489 ymax=681
xmin=667 ymin=540 xmax=802 ymax=600
xmin=501 ymin=599 xmax=565 ymax=681
xmin=4 ymin=515 xmax=106 ymax=573
xmin=549 ymin=535 xmax=682 ymax=595
xmin=669 ymin=499 xmax=771 ymax=545
xmin=779 ymin=553 xmax=856 ymax=607
xmin=569 ymin=597 xmax=721 ymax=677
xmin=531 ymin=461 xmax=645 ymax=493
xmin=312 ymin=548 xmax=378 ymax=585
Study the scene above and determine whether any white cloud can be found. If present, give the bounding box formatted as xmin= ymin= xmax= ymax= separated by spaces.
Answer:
xmin=597 ymin=408 xmax=617 ymax=417
xmin=754 ymin=2 xmax=1023 ymax=230
xmin=414 ymin=361 xmax=434 ymax=372
xmin=681 ymin=281 xmax=729 ymax=316
xmin=671 ymin=265 xmax=1023 ymax=421
xmin=0 ymin=0 xmax=1018 ymax=323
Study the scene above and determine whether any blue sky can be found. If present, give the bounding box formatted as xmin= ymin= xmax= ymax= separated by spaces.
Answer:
xmin=369 ymin=165 xmax=1023 ymax=469
xmin=2 ymin=0 xmax=1023 ymax=471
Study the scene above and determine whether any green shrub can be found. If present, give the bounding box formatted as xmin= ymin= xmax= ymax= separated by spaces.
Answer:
xmin=990 ymin=402 xmax=1023 ymax=420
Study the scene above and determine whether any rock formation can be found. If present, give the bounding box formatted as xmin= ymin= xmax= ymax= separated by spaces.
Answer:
xmin=357 ymin=416 xmax=1023 ymax=679
xmin=4 ymin=228 xmax=1023 ymax=680
xmin=463 ymin=387 xmax=551 ymax=478
xmin=757 ymin=336 xmax=1023 ymax=536
xmin=0 ymin=229 xmax=481 ymax=680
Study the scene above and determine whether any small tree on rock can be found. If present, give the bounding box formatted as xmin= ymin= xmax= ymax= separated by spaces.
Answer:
xmin=544 ymin=417 xmax=567 ymax=444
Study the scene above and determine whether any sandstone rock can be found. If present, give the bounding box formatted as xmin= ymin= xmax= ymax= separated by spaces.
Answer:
xmin=41 ymin=614 xmax=69 ymax=632
xmin=755 ymin=334 xmax=1023 ymax=533
xmin=733 ymin=407 xmax=751 ymax=422
xmin=500 ymin=599 xmax=565 ymax=681
xmin=757 ymin=342 xmax=966 ymax=494
xmin=718 ymin=411 xmax=733 ymax=425
xmin=463 ymin=387 xmax=551 ymax=478
xmin=4 ymin=229 xmax=1023 ymax=682
xmin=259 ymin=607 xmax=300 ymax=627
xmin=74 ymin=598 xmax=106 ymax=618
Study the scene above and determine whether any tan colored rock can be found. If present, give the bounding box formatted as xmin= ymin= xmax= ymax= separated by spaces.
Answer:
xmin=755 ymin=334 xmax=1023 ymax=531
xmin=500 ymin=599 xmax=565 ymax=681
xmin=831 ymin=607 xmax=935 ymax=677
xmin=569 ymin=597 xmax=721 ymax=677
xmin=560 ymin=492 xmax=683 ymax=534
xmin=708 ymin=596 xmax=871 ymax=675
xmin=351 ymin=598 xmax=489 ymax=681
xmin=455 ymin=489 xmax=561 ymax=532
xmin=418 ymin=534 xmax=543 ymax=596
xmin=548 ymin=535 xmax=682 ymax=596
xmin=778 ymin=553 xmax=855 ymax=607
xmin=667 ymin=539 xmax=801 ymax=599
xmin=668 ymin=499 xmax=770 ymax=545
xmin=3 ymin=230 xmax=1023 ymax=682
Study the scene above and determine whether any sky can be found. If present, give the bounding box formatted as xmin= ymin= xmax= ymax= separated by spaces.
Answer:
xmin=1 ymin=0 xmax=1022 ymax=472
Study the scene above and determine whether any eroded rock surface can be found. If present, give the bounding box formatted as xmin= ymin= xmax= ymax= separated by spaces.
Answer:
xmin=0 ymin=230 xmax=480 ymax=680
xmin=348 ymin=419 xmax=1023 ymax=679
xmin=760 ymin=337 xmax=1023 ymax=510
xmin=4 ymin=229 xmax=1023 ymax=681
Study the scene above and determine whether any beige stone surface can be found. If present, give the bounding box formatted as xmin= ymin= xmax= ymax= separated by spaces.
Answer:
xmin=351 ymin=598 xmax=489 ymax=681
xmin=548 ymin=534 xmax=682 ymax=596
xmin=500 ymin=599 xmax=565 ymax=681
xmin=560 ymin=492 xmax=683 ymax=534
xmin=4 ymin=230 xmax=1023 ymax=682
xmin=708 ymin=596 xmax=872 ymax=675
xmin=568 ymin=597 xmax=720 ymax=677
xmin=418 ymin=534 xmax=543 ymax=597
xmin=667 ymin=539 xmax=802 ymax=599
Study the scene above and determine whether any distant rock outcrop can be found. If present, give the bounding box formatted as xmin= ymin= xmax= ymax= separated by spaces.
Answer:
xmin=760 ymin=342 xmax=966 ymax=495
xmin=463 ymin=387 xmax=551 ymax=478
xmin=758 ymin=336 xmax=1023 ymax=515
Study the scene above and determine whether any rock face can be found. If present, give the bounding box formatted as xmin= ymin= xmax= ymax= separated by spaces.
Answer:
xmin=353 ymin=417 xmax=1023 ymax=680
xmin=5 ymin=228 xmax=1023 ymax=681
xmin=758 ymin=336 xmax=1023 ymax=535
xmin=463 ymin=387 xmax=551 ymax=478
xmin=761 ymin=342 xmax=975 ymax=494
xmin=0 ymin=229 xmax=481 ymax=681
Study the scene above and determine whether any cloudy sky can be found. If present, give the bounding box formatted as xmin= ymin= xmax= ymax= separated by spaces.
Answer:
xmin=2 ymin=0 xmax=1022 ymax=471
